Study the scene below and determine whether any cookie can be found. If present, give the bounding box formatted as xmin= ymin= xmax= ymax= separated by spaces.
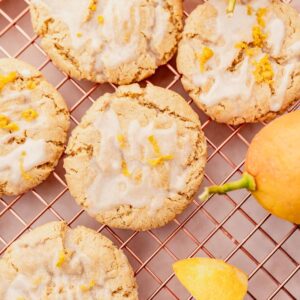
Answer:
xmin=0 ymin=58 xmax=69 ymax=196
xmin=0 ymin=221 xmax=138 ymax=299
xmin=64 ymin=84 xmax=207 ymax=231
xmin=29 ymin=0 xmax=183 ymax=85
xmin=177 ymin=0 xmax=300 ymax=125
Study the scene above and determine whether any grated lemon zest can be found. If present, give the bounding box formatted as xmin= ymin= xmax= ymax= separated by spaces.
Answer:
xmin=4 ymin=122 xmax=19 ymax=132
xmin=89 ymin=0 xmax=97 ymax=11
xmin=27 ymin=80 xmax=36 ymax=90
xmin=19 ymin=151 xmax=33 ymax=181
xmin=253 ymin=55 xmax=274 ymax=85
xmin=80 ymin=279 xmax=96 ymax=292
xmin=252 ymin=25 xmax=267 ymax=48
xmin=0 ymin=115 xmax=10 ymax=128
xmin=117 ymin=134 xmax=126 ymax=149
xmin=148 ymin=154 xmax=174 ymax=167
xmin=0 ymin=71 xmax=17 ymax=91
xmin=76 ymin=32 xmax=83 ymax=37
xmin=21 ymin=109 xmax=39 ymax=122
xmin=196 ymin=47 xmax=214 ymax=73
xmin=148 ymin=135 xmax=160 ymax=155
xmin=56 ymin=249 xmax=71 ymax=268
xmin=247 ymin=5 xmax=253 ymax=16
xmin=97 ymin=15 xmax=104 ymax=25
xmin=121 ymin=160 xmax=130 ymax=177
xmin=256 ymin=7 xmax=267 ymax=28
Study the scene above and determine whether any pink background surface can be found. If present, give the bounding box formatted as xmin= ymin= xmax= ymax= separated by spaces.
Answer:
xmin=0 ymin=1 xmax=299 ymax=299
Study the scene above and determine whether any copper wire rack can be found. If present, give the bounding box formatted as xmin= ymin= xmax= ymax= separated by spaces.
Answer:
xmin=0 ymin=0 xmax=300 ymax=299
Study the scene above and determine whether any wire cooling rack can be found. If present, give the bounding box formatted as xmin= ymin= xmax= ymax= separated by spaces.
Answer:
xmin=0 ymin=0 xmax=300 ymax=299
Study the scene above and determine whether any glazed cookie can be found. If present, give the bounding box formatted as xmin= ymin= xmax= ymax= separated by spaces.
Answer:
xmin=0 ymin=58 xmax=69 ymax=196
xmin=64 ymin=84 xmax=207 ymax=231
xmin=0 ymin=222 xmax=138 ymax=299
xmin=29 ymin=0 xmax=183 ymax=85
xmin=177 ymin=0 xmax=300 ymax=125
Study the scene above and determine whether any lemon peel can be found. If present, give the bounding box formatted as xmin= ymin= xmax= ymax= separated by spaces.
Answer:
xmin=27 ymin=80 xmax=36 ymax=90
xmin=5 ymin=122 xmax=19 ymax=132
xmin=97 ymin=15 xmax=104 ymax=25
xmin=121 ymin=160 xmax=130 ymax=177
xmin=147 ymin=135 xmax=174 ymax=166
xmin=56 ymin=249 xmax=71 ymax=268
xmin=19 ymin=151 xmax=33 ymax=181
xmin=147 ymin=154 xmax=174 ymax=167
xmin=173 ymin=258 xmax=248 ymax=300
xmin=196 ymin=47 xmax=214 ymax=73
xmin=253 ymin=55 xmax=274 ymax=85
xmin=256 ymin=7 xmax=267 ymax=28
xmin=148 ymin=135 xmax=160 ymax=155
xmin=0 ymin=115 xmax=10 ymax=128
xmin=0 ymin=71 xmax=17 ymax=91
xmin=80 ymin=279 xmax=96 ymax=292
xmin=117 ymin=134 xmax=126 ymax=149
xmin=21 ymin=108 xmax=39 ymax=122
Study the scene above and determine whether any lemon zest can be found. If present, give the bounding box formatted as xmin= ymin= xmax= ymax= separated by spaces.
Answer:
xmin=76 ymin=32 xmax=83 ymax=38
xmin=19 ymin=151 xmax=33 ymax=181
xmin=27 ymin=80 xmax=36 ymax=90
xmin=148 ymin=154 xmax=174 ymax=167
xmin=235 ymin=42 xmax=248 ymax=50
xmin=0 ymin=115 xmax=10 ymax=128
xmin=4 ymin=122 xmax=19 ymax=132
xmin=56 ymin=249 xmax=71 ymax=268
xmin=121 ymin=160 xmax=130 ymax=177
xmin=253 ymin=55 xmax=274 ymax=85
xmin=97 ymin=15 xmax=104 ymax=25
xmin=148 ymin=135 xmax=160 ymax=155
xmin=117 ymin=134 xmax=126 ymax=149
xmin=80 ymin=279 xmax=96 ymax=292
xmin=89 ymin=0 xmax=97 ymax=11
xmin=196 ymin=47 xmax=214 ymax=73
xmin=247 ymin=5 xmax=253 ymax=16
xmin=0 ymin=71 xmax=17 ymax=91
xmin=256 ymin=7 xmax=267 ymax=28
xmin=21 ymin=109 xmax=39 ymax=122
xmin=33 ymin=276 xmax=42 ymax=286
xmin=252 ymin=25 xmax=267 ymax=48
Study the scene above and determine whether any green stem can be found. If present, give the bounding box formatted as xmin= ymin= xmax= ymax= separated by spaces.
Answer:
xmin=199 ymin=172 xmax=256 ymax=202
xmin=226 ymin=0 xmax=236 ymax=14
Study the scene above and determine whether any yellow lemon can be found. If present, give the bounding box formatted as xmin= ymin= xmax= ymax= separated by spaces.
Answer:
xmin=246 ymin=111 xmax=300 ymax=224
xmin=173 ymin=258 xmax=248 ymax=300
xmin=200 ymin=111 xmax=300 ymax=224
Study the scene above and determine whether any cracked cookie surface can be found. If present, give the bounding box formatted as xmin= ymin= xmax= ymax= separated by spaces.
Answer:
xmin=0 ymin=221 xmax=138 ymax=300
xmin=64 ymin=84 xmax=207 ymax=231
xmin=0 ymin=58 xmax=70 ymax=196
xmin=29 ymin=0 xmax=183 ymax=85
xmin=177 ymin=0 xmax=300 ymax=125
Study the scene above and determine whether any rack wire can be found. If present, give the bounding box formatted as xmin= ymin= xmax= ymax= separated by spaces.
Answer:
xmin=0 ymin=0 xmax=299 ymax=299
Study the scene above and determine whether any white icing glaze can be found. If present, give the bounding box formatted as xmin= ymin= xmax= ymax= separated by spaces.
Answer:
xmin=0 ymin=89 xmax=47 ymax=144
xmin=87 ymin=109 xmax=191 ymax=214
xmin=270 ymin=63 xmax=294 ymax=111
xmin=31 ymin=0 xmax=170 ymax=71
xmin=19 ymin=69 xmax=33 ymax=78
xmin=5 ymin=249 xmax=112 ymax=300
xmin=288 ymin=41 xmax=300 ymax=57
xmin=0 ymin=87 xmax=49 ymax=183
xmin=0 ymin=138 xmax=48 ymax=183
xmin=266 ymin=18 xmax=285 ymax=56
xmin=192 ymin=0 xmax=257 ymax=106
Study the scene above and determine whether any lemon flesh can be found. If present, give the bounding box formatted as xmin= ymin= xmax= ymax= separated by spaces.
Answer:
xmin=173 ymin=258 xmax=248 ymax=300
